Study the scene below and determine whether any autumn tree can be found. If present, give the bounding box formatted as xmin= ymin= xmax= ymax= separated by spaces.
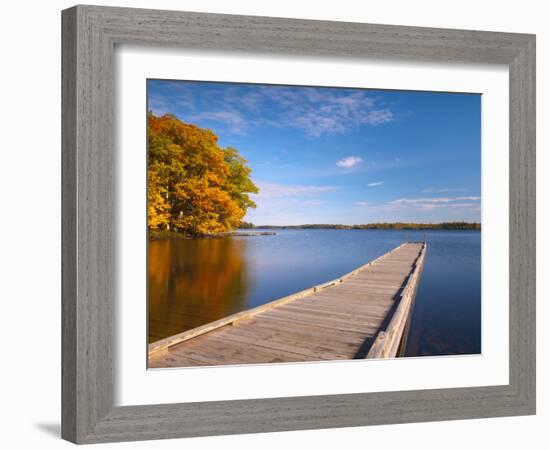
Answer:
xmin=147 ymin=170 xmax=171 ymax=230
xmin=147 ymin=113 xmax=258 ymax=235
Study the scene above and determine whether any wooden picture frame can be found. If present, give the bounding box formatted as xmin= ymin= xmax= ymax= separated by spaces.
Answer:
xmin=62 ymin=4 xmax=536 ymax=443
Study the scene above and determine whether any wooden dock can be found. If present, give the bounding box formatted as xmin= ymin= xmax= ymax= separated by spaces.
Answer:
xmin=148 ymin=242 xmax=426 ymax=368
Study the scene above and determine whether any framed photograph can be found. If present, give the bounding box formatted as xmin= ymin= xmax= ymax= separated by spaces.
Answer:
xmin=62 ymin=5 xmax=535 ymax=444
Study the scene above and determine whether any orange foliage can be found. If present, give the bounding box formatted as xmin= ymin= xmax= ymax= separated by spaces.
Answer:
xmin=147 ymin=113 xmax=258 ymax=234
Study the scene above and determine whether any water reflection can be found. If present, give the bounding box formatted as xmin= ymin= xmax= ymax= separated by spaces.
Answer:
xmin=148 ymin=229 xmax=481 ymax=357
xmin=404 ymin=231 xmax=481 ymax=356
xmin=148 ymin=237 xmax=249 ymax=343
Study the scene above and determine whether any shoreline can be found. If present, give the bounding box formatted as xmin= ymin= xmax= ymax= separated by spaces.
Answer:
xmin=149 ymin=224 xmax=480 ymax=240
xmin=149 ymin=230 xmax=277 ymax=241
xmin=251 ymin=222 xmax=480 ymax=231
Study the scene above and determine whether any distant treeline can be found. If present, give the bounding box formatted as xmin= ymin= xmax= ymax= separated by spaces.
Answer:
xmin=240 ymin=221 xmax=481 ymax=231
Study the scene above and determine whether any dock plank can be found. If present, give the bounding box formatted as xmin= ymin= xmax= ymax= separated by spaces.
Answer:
xmin=148 ymin=242 xmax=426 ymax=367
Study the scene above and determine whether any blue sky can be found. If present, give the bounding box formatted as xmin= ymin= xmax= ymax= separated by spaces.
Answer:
xmin=148 ymin=80 xmax=481 ymax=225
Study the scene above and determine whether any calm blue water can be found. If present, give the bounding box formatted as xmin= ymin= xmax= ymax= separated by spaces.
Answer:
xmin=148 ymin=229 xmax=481 ymax=356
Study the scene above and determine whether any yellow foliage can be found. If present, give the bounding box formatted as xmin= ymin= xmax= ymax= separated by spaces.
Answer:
xmin=147 ymin=113 xmax=257 ymax=235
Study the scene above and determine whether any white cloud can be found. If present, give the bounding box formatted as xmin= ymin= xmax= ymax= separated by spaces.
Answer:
xmin=368 ymin=181 xmax=384 ymax=187
xmin=385 ymin=197 xmax=481 ymax=214
xmin=422 ymin=188 xmax=467 ymax=193
xmin=389 ymin=196 xmax=480 ymax=205
xmin=158 ymin=84 xmax=395 ymax=138
xmin=336 ymin=156 xmax=363 ymax=169
xmin=364 ymin=109 xmax=394 ymax=125
xmin=282 ymin=93 xmax=393 ymax=137
xmin=355 ymin=201 xmax=370 ymax=207
xmin=253 ymin=182 xmax=336 ymax=198
xmin=299 ymin=200 xmax=326 ymax=206
xmin=418 ymin=202 xmax=481 ymax=210
xmin=187 ymin=110 xmax=247 ymax=133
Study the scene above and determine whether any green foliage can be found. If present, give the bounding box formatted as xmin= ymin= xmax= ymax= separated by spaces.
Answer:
xmin=238 ymin=221 xmax=256 ymax=229
xmin=147 ymin=113 xmax=258 ymax=235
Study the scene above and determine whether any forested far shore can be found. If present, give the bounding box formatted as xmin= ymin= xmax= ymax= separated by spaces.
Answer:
xmin=149 ymin=221 xmax=480 ymax=240
xmin=240 ymin=221 xmax=481 ymax=230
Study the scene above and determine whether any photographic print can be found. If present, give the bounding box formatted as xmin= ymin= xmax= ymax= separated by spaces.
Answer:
xmin=146 ymin=80 xmax=481 ymax=368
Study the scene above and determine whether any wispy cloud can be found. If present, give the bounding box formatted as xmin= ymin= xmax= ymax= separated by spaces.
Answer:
xmin=364 ymin=109 xmax=394 ymax=125
xmin=187 ymin=111 xmax=247 ymax=134
xmin=299 ymin=200 xmax=326 ymax=206
xmin=147 ymin=94 xmax=171 ymax=116
xmin=368 ymin=181 xmax=384 ymax=187
xmin=149 ymin=82 xmax=395 ymax=138
xmin=389 ymin=196 xmax=480 ymax=205
xmin=246 ymin=183 xmax=333 ymax=225
xmin=336 ymin=156 xmax=363 ymax=169
xmin=350 ymin=196 xmax=481 ymax=221
xmin=422 ymin=188 xmax=468 ymax=193
xmin=418 ymin=203 xmax=480 ymax=210
xmin=386 ymin=196 xmax=481 ymax=212
xmin=258 ymin=88 xmax=394 ymax=137
xmin=148 ymin=82 xmax=197 ymax=119
xmin=253 ymin=182 xmax=336 ymax=198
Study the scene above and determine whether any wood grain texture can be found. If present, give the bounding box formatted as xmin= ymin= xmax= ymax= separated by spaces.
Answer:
xmin=61 ymin=4 xmax=536 ymax=444
xmin=367 ymin=243 xmax=426 ymax=358
xmin=61 ymin=7 xmax=77 ymax=442
xmin=148 ymin=243 xmax=424 ymax=368
xmin=148 ymin=243 xmax=406 ymax=354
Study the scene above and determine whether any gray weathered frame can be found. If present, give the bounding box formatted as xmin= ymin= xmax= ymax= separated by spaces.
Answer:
xmin=62 ymin=4 xmax=536 ymax=444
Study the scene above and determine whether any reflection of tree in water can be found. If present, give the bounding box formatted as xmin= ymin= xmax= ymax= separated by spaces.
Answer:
xmin=148 ymin=237 xmax=249 ymax=343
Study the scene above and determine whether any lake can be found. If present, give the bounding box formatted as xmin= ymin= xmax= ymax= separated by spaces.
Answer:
xmin=148 ymin=229 xmax=481 ymax=357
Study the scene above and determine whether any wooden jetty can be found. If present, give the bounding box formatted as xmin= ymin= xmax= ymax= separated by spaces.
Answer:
xmin=148 ymin=242 xmax=426 ymax=368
